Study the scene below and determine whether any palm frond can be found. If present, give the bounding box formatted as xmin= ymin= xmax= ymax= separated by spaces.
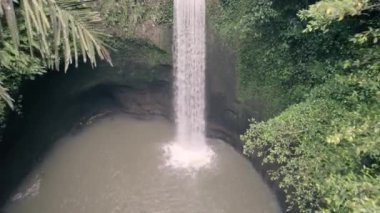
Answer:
xmin=21 ymin=0 xmax=112 ymax=71
xmin=1 ymin=0 xmax=112 ymax=72
xmin=0 ymin=0 xmax=112 ymax=108
xmin=0 ymin=82 xmax=14 ymax=110
xmin=0 ymin=0 xmax=19 ymax=46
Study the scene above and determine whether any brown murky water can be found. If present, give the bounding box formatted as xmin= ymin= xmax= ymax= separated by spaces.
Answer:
xmin=4 ymin=115 xmax=280 ymax=213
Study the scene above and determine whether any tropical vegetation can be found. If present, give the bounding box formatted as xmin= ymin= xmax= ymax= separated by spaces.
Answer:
xmin=1 ymin=0 xmax=379 ymax=211
xmin=209 ymin=0 xmax=379 ymax=211
xmin=0 ymin=0 xmax=114 ymax=125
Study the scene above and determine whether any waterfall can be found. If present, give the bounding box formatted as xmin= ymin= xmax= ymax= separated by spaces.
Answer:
xmin=164 ymin=0 xmax=214 ymax=170
xmin=174 ymin=0 xmax=206 ymax=144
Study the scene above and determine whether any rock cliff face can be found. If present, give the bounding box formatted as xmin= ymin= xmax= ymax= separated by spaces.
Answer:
xmin=134 ymin=20 xmax=172 ymax=52
xmin=205 ymin=28 xmax=240 ymax=146
xmin=107 ymin=19 xmax=241 ymax=144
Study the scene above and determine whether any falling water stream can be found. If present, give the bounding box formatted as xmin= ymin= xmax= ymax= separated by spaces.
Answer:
xmin=164 ymin=0 xmax=214 ymax=170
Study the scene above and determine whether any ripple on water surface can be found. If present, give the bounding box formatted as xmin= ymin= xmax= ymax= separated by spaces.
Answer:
xmin=4 ymin=115 xmax=281 ymax=213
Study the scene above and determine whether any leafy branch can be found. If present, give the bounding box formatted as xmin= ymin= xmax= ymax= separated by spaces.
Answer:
xmin=0 ymin=0 xmax=113 ymax=107
xmin=299 ymin=0 xmax=379 ymax=32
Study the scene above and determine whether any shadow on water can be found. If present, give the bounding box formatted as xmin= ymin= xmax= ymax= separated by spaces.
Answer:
xmin=0 ymin=45 xmax=172 ymax=209
xmin=0 ymin=78 xmax=114 ymax=208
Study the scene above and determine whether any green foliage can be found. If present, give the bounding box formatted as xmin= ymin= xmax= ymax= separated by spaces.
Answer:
xmin=0 ymin=40 xmax=45 ymax=121
xmin=298 ymin=0 xmax=379 ymax=32
xmin=0 ymin=0 xmax=112 ymax=122
xmin=157 ymin=0 xmax=173 ymax=24
xmin=208 ymin=0 xmax=277 ymax=46
xmin=1 ymin=0 xmax=112 ymax=71
xmin=242 ymin=69 xmax=380 ymax=211
xmin=0 ymin=40 xmax=44 ymax=94
xmin=100 ymin=0 xmax=173 ymax=38
xmin=243 ymin=99 xmax=348 ymax=211
xmin=210 ymin=0 xmax=380 ymax=211
xmin=0 ymin=83 xmax=13 ymax=110
xmin=208 ymin=0 xmax=355 ymax=117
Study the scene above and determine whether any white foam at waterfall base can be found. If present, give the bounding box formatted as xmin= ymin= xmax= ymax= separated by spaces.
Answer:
xmin=163 ymin=141 xmax=215 ymax=171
